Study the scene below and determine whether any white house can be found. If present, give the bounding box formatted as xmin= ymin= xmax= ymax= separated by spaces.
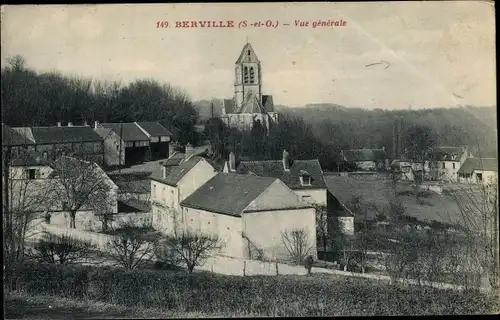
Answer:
xmin=233 ymin=150 xmax=354 ymax=236
xmin=94 ymin=127 xmax=125 ymax=167
xmin=429 ymin=146 xmax=472 ymax=182
xmin=179 ymin=173 xmax=317 ymax=261
xmin=150 ymin=153 xmax=219 ymax=233
xmin=6 ymin=154 xmax=118 ymax=230
xmin=458 ymin=158 xmax=498 ymax=185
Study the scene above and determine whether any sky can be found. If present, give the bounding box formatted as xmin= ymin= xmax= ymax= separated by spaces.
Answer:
xmin=0 ymin=2 xmax=496 ymax=109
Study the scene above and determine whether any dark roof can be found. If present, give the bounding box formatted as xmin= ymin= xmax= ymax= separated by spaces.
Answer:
xmin=136 ymin=122 xmax=172 ymax=137
xmin=223 ymin=99 xmax=236 ymax=114
xmin=458 ymin=158 xmax=498 ymax=174
xmin=162 ymin=152 xmax=185 ymax=166
xmin=236 ymin=159 xmax=326 ymax=189
xmin=150 ymin=155 xmax=206 ymax=187
xmin=327 ymin=190 xmax=354 ymax=217
xmin=262 ymin=95 xmax=274 ymax=112
xmin=2 ymin=124 xmax=34 ymax=146
xmin=237 ymin=92 xmax=267 ymax=114
xmin=10 ymin=152 xmax=52 ymax=166
xmin=100 ymin=123 xmax=149 ymax=142
xmin=109 ymin=173 xmax=151 ymax=193
xmin=29 ymin=126 xmax=102 ymax=144
xmin=181 ymin=173 xmax=276 ymax=216
xmin=94 ymin=127 xmax=114 ymax=139
xmin=342 ymin=149 xmax=387 ymax=162
xmin=235 ymin=43 xmax=260 ymax=64
xmin=429 ymin=146 xmax=466 ymax=161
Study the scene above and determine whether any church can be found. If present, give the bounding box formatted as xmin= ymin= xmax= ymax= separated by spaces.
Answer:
xmin=220 ymin=42 xmax=278 ymax=133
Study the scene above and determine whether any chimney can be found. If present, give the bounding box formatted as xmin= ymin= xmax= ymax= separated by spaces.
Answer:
xmin=94 ymin=121 xmax=99 ymax=129
xmin=68 ymin=122 xmax=73 ymax=127
xmin=229 ymin=151 xmax=236 ymax=172
xmin=57 ymin=121 xmax=62 ymax=127
xmin=283 ymin=149 xmax=290 ymax=171
xmin=185 ymin=143 xmax=195 ymax=160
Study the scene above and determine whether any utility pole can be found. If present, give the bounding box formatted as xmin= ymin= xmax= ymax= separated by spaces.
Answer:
xmin=119 ymin=121 xmax=123 ymax=172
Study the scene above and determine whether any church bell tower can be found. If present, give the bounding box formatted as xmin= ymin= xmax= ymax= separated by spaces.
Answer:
xmin=234 ymin=42 xmax=262 ymax=109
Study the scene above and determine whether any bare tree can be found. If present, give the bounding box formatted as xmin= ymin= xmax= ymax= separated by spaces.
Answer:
xmin=157 ymin=230 xmax=224 ymax=274
xmin=450 ymin=180 xmax=498 ymax=290
xmin=281 ymin=228 xmax=314 ymax=265
xmin=314 ymin=204 xmax=329 ymax=255
xmin=404 ymin=125 xmax=436 ymax=183
xmin=2 ymin=140 xmax=54 ymax=264
xmin=28 ymin=233 xmax=95 ymax=264
xmin=46 ymin=156 xmax=116 ymax=229
xmin=106 ymin=222 xmax=156 ymax=270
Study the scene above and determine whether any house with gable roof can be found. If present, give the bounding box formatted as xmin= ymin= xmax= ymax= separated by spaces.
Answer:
xmin=180 ymin=173 xmax=317 ymax=260
xmin=340 ymin=147 xmax=389 ymax=172
xmin=9 ymin=122 xmax=104 ymax=165
xmin=457 ymin=157 xmax=498 ymax=185
xmin=428 ymin=146 xmax=473 ymax=182
xmin=149 ymin=151 xmax=219 ymax=234
xmin=229 ymin=149 xmax=354 ymax=236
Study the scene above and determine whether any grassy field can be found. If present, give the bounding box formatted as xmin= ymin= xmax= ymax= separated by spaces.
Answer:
xmin=325 ymin=175 xmax=470 ymax=226
xmin=4 ymin=261 xmax=498 ymax=317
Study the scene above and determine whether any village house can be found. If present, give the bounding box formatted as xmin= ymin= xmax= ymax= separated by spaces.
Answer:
xmin=219 ymin=42 xmax=278 ymax=133
xmin=180 ymin=173 xmax=317 ymax=261
xmin=428 ymin=146 xmax=472 ymax=182
xmin=390 ymin=159 xmax=415 ymax=181
xmin=135 ymin=121 xmax=172 ymax=160
xmin=5 ymin=154 xmax=118 ymax=230
xmin=340 ymin=147 xmax=389 ymax=172
xmin=457 ymin=157 xmax=498 ymax=185
xmin=96 ymin=121 xmax=172 ymax=166
xmin=150 ymin=152 xmax=219 ymax=233
xmin=231 ymin=149 xmax=354 ymax=236
xmin=10 ymin=122 xmax=104 ymax=165
xmin=94 ymin=126 xmax=125 ymax=168
xmin=97 ymin=122 xmax=151 ymax=166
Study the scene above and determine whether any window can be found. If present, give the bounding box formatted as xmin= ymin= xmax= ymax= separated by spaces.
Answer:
xmin=249 ymin=67 xmax=255 ymax=83
xmin=25 ymin=169 xmax=37 ymax=180
xmin=442 ymin=163 xmax=445 ymax=169
xmin=477 ymin=173 xmax=483 ymax=182
xmin=302 ymin=195 xmax=312 ymax=202
xmin=247 ymin=49 xmax=251 ymax=59
xmin=244 ymin=66 xmax=249 ymax=84
xmin=452 ymin=163 xmax=456 ymax=169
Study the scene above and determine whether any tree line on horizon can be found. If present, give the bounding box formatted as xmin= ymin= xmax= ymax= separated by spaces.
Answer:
xmin=1 ymin=55 xmax=199 ymax=146
xmin=2 ymin=55 xmax=496 ymax=171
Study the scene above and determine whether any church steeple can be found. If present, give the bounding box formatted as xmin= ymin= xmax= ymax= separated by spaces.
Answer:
xmin=234 ymin=42 xmax=262 ymax=110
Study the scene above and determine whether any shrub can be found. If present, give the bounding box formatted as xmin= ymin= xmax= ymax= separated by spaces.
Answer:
xmin=27 ymin=233 xmax=95 ymax=264
xmin=5 ymin=261 xmax=499 ymax=316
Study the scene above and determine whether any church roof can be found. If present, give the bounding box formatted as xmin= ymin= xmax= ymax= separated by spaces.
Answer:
xmin=235 ymin=43 xmax=260 ymax=64
xmin=237 ymin=92 xmax=267 ymax=114
xmin=262 ymin=95 xmax=274 ymax=112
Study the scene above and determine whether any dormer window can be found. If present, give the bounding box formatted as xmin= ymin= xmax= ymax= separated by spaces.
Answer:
xmin=299 ymin=170 xmax=312 ymax=186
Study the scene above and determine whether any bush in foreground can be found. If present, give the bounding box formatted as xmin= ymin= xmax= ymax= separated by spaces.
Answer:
xmin=4 ymin=261 xmax=498 ymax=316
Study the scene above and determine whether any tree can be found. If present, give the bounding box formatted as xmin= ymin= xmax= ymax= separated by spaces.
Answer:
xmin=2 ymin=141 xmax=54 ymax=264
xmin=106 ymin=222 xmax=157 ymax=270
xmin=403 ymin=125 xmax=436 ymax=183
xmin=28 ymin=233 xmax=95 ymax=264
xmin=281 ymin=228 xmax=314 ymax=265
xmin=156 ymin=230 xmax=224 ymax=274
xmin=450 ymin=181 xmax=499 ymax=290
xmin=314 ymin=204 xmax=330 ymax=255
xmin=46 ymin=156 xmax=115 ymax=229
